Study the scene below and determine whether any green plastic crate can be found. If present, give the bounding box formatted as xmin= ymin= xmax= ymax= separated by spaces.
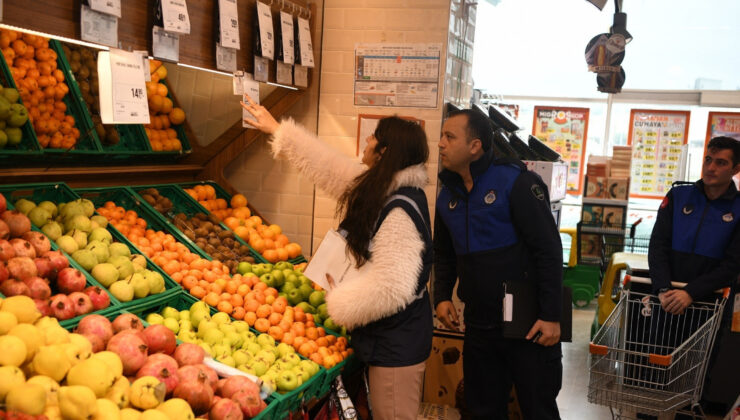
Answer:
xmin=0 ymin=52 xmax=42 ymax=162
xmin=131 ymin=184 xmax=267 ymax=265
xmin=271 ymin=365 xmax=326 ymax=419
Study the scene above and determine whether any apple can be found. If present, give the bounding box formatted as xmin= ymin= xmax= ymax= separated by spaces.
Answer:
xmin=236 ymin=262 xmax=251 ymax=275
xmin=276 ymin=370 xmax=299 ymax=392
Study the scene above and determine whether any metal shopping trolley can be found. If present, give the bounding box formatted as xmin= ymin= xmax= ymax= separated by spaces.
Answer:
xmin=587 ymin=276 xmax=730 ymax=419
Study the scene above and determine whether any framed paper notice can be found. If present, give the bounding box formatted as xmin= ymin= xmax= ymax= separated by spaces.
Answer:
xmin=356 ymin=114 xmax=425 ymax=156
xmin=705 ymin=111 xmax=740 ymax=187
xmin=532 ymin=106 xmax=590 ymax=195
xmin=628 ymin=109 xmax=690 ymax=199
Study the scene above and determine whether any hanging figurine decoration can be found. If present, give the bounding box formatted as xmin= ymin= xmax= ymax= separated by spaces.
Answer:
xmin=584 ymin=0 xmax=629 ymax=93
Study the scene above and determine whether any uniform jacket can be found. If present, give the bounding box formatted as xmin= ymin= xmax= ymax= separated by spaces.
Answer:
xmin=433 ymin=148 xmax=563 ymax=328
xmin=271 ymin=119 xmax=433 ymax=366
xmin=648 ymin=180 xmax=740 ymax=299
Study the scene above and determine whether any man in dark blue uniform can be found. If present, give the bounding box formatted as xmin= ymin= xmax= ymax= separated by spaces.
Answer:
xmin=649 ymin=136 xmax=740 ymax=313
xmin=433 ymin=109 xmax=564 ymax=420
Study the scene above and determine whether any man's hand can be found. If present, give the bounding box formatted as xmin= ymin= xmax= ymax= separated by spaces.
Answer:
xmin=526 ymin=319 xmax=560 ymax=346
xmin=660 ymin=289 xmax=692 ymax=315
xmin=435 ymin=301 xmax=460 ymax=331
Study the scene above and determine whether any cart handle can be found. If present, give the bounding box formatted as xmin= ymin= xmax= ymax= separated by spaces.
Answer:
xmin=624 ymin=275 xmax=731 ymax=299
xmin=589 ymin=343 xmax=608 ymax=356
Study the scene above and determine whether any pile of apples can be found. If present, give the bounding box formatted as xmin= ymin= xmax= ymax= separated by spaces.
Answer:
xmin=0 ymin=86 xmax=29 ymax=149
xmin=183 ymin=186 xmax=302 ymax=263
xmin=15 ymin=197 xmax=168 ymax=304
xmin=0 ymin=29 xmax=81 ymax=149
xmin=0 ymin=196 xmax=109 ymax=321
xmin=144 ymin=60 xmax=185 ymax=152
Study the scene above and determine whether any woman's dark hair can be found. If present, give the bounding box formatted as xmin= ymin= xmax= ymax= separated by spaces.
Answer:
xmin=707 ymin=136 xmax=740 ymax=166
xmin=337 ymin=116 xmax=429 ymax=266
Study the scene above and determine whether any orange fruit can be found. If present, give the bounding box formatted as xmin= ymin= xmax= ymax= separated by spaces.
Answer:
xmin=268 ymin=326 xmax=284 ymax=341
xmin=148 ymin=95 xmax=164 ymax=113
xmin=231 ymin=194 xmax=248 ymax=208
xmin=286 ymin=243 xmax=302 ymax=259
xmin=169 ymin=108 xmax=185 ymax=125
xmin=156 ymin=83 xmax=168 ymax=97
xmin=254 ymin=318 xmax=270 ymax=333
xmin=244 ymin=311 xmax=257 ymax=326
xmin=256 ymin=304 xmax=272 ymax=318
xmin=217 ymin=301 xmax=233 ymax=314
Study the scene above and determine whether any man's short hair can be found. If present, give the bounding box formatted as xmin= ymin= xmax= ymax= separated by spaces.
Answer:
xmin=448 ymin=109 xmax=493 ymax=152
xmin=707 ymin=136 xmax=740 ymax=166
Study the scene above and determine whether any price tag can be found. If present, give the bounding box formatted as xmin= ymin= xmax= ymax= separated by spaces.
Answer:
xmin=98 ymin=49 xmax=150 ymax=124
xmin=242 ymin=74 xmax=260 ymax=127
xmin=256 ymin=1 xmax=274 ymax=60
xmin=233 ymin=71 xmax=244 ymax=95
xmin=88 ymin=0 xmax=121 ymax=18
xmin=218 ymin=0 xmax=240 ymax=49
xmin=297 ymin=17 xmax=314 ymax=67
xmin=276 ymin=61 xmax=292 ymax=85
xmin=216 ymin=44 xmax=237 ymax=73
xmin=279 ymin=11 xmax=294 ymax=64
xmin=161 ymin=0 xmax=191 ymax=34
xmin=152 ymin=26 xmax=179 ymax=62
xmin=81 ymin=5 xmax=118 ymax=48
xmin=254 ymin=56 xmax=268 ymax=82
xmin=134 ymin=50 xmax=151 ymax=82
xmin=294 ymin=64 xmax=308 ymax=88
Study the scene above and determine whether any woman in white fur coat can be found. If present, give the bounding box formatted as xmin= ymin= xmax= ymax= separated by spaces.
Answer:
xmin=242 ymin=97 xmax=434 ymax=420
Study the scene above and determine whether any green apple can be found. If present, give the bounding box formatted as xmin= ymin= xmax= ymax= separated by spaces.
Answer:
xmin=270 ymin=270 xmax=285 ymax=287
xmin=259 ymin=273 xmax=276 ymax=288
xmin=41 ymin=221 xmax=63 ymax=241
xmin=232 ymin=350 xmax=251 ymax=366
xmin=5 ymin=127 xmax=20 ymax=146
xmin=89 ymin=227 xmax=112 ymax=244
xmin=14 ymin=198 xmax=36 ymax=215
xmin=8 ymin=103 xmax=28 ymax=127
xmin=298 ymin=284 xmax=314 ymax=300
xmin=69 ymin=229 xmax=88 ymax=248
xmin=179 ymin=310 xmax=190 ymax=321
xmin=243 ymin=341 xmax=262 ymax=355
xmin=256 ymin=350 xmax=276 ymax=365
xmin=178 ymin=320 xmax=193 ymax=333
xmin=237 ymin=365 xmax=256 ymax=375
xmin=0 ymin=130 xmax=8 ymax=148
xmin=3 ymin=87 xmax=19 ymax=103
xmin=232 ymin=321 xmax=249 ymax=334
xmin=211 ymin=312 xmax=230 ymax=325
xmin=236 ymin=262 xmax=252 ymax=275
xmin=276 ymin=370 xmax=299 ymax=392
xmin=211 ymin=344 xmax=231 ymax=359
xmin=163 ymin=318 xmax=179 ymax=334
xmin=0 ymin=97 xmax=9 ymax=120
xmin=56 ymin=235 xmax=79 ymax=254
xmin=259 ymin=376 xmax=276 ymax=394
xmin=286 ymin=288 xmax=303 ymax=306
xmin=274 ymin=261 xmax=292 ymax=271
xmin=251 ymin=264 xmax=266 ymax=277
xmin=202 ymin=328 xmax=225 ymax=346
xmin=109 ymin=280 xmax=134 ymax=302
xmin=178 ymin=330 xmax=197 ymax=343
xmin=241 ymin=331 xmax=256 ymax=343
xmin=190 ymin=309 xmax=211 ymax=329
xmin=308 ymin=291 xmax=325 ymax=308
xmin=91 ymin=263 xmax=120 ymax=287
xmin=323 ymin=317 xmax=340 ymax=332
xmin=248 ymin=359 xmax=268 ymax=377
xmin=197 ymin=320 xmax=217 ymax=338
xmin=300 ymin=360 xmax=319 ymax=376
xmin=292 ymin=365 xmax=310 ymax=383
xmin=276 ymin=343 xmax=294 ymax=358
xmin=280 ymin=352 xmax=300 ymax=368
xmin=198 ymin=343 xmax=213 ymax=356
xmin=256 ymin=334 xmax=275 ymax=348
xmin=161 ymin=307 xmax=180 ymax=320
xmin=28 ymin=207 xmax=52 ymax=227
xmin=146 ymin=313 xmax=164 ymax=325
xmin=295 ymin=302 xmax=315 ymax=314
xmin=72 ymin=249 xmax=97 ymax=271
xmin=317 ymin=304 xmax=329 ymax=321
xmin=218 ymin=323 xmax=236 ymax=335
xmin=216 ymin=355 xmax=236 ymax=368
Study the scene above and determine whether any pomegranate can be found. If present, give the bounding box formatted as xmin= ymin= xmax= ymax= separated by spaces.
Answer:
xmin=0 ymin=194 xmax=6 ymax=213
xmin=1 ymin=210 xmax=31 ymax=237
xmin=173 ymin=370 xmax=214 ymax=415
xmin=209 ymin=398 xmax=244 ymax=420
xmin=24 ymin=276 xmax=51 ymax=300
xmin=76 ymin=314 xmax=114 ymax=344
xmin=10 ymin=239 xmax=36 ymax=258
xmin=147 ymin=353 xmax=180 ymax=373
xmin=143 ymin=324 xmax=177 ymax=355
xmin=7 ymin=256 xmax=37 ymax=280
xmin=174 ymin=343 xmax=206 ymax=367
xmin=50 ymin=294 xmax=76 ymax=320
xmin=34 ymin=257 xmax=57 ymax=280
xmin=137 ymin=355 xmax=180 ymax=395
xmin=69 ymin=291 xmax=94 ymax=316
xmin=22 ymin=232 xmax=51 ymax=255
xmin=215 ymin=378 xmax=227 ymax=396
xmin=83 ymin=332 xmax=106 ymax=353
xmin=57 ymin=267 xmax=87 ymax=294
xmin=220 ymin=376 xmax=260 ymax=400
xmin=197 ymin=364 xmax=219 ymax=391
xmin=34 ymin=298 xmax=53 ymax=317
xmin=0 ymin=219 xmax=8 ymax=240
xmin=0 ymin=240 xmax=14 ymax=261
xmin=230 ymin=388 xmax=266 ymax=419
xmin=0 ymin=278 xmax=31 ymax=296
xmin=117 ymin=328 xmax=148 ymax=343
xmin=107 ymin=332 xmax=149 ymax=375
xmin=83 ymin=286 xmax=111 ymax=310
xmin=0 ymin=261 xmax=7 ymax=283
xmin=112 ymin=313 xmax=144 ymax=333
xmin=43 ymin=250 xmax=69 ymax=271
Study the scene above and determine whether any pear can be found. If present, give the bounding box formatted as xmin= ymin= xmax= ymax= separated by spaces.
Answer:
xmin=108 ymin=242 xmax=131 ymax=258
xmin=126 ymin=272 xmax=150 ymax=299
xmin=6 ymin=383 xmax=47 ymax=415
xmin=67 ymin=358 xmax=116 ymax=397
xmin=59 ymin=386 xmax=98 ymax=420
xmin=143 ymin=270 xmax=165 ymax=294
xmin=91 ymin=215 xmax=109 ymax=229
xmin=109 ymin=281 xmax=134 ymax=302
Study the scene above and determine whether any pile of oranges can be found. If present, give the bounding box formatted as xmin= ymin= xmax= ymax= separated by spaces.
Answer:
xmin=184 ymin=185 xmax=303 ymax=263
xmin=0 ymin=29 xmax=80 ymax=149
xmin=144 ymin=60 xmax=186 ymax=152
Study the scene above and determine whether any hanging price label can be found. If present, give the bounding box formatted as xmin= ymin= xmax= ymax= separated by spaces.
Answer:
xmin=152 ymin=26 xmax=180 ymax=62
xmin=216 ymin=44 xmax=237 ymax=73
xmin=98 ymin=49 xmax=150 ymax=124
xmin=254 ymin=56 xmax=268 ymax=82
xmin=279 ymin=11 xmax=295 ymax=65
xmin=233 ymin=71 xmax=245 ymax=95
xmin=276 ymin=61 xmax=292 ymax=85
xmin=88 ymin=0 xmax=121 ymax=18
xmin=256 ymin=1 xmax=274 ymax=60
xmin=135 ymin=50 xmax=151 ymax=82
xmin=297 ymin=17 xmax=314 ymax=67
xmin=242 ymin=74 xmax=260 ymax=127
xmin=81 ymin=5 xmax=118 ymax=48
xmin=218 ymin=0 xmax=240 ymax=49
xmin=161 ymin=0 xmax=191 ymax=34
xmin=294 ymin=64 xmax=307 ymax=88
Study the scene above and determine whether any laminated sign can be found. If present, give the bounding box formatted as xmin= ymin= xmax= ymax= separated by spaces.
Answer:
xmin=256 ymin=1 xmax=274 ymax=60
xmin=160 ymin=0 xmax=191 ymax=34
xmin=218 ymin=0 xmax=240 ymax=49
xmin=87 ymin=0 xmax=122 ymax=17
xmin=80 ymin=5 xmax=118 ymax=48
xmin=98 ymin=49 xmax=150 ymax=125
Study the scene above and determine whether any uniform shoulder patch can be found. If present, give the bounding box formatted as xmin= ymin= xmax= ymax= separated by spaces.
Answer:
xmin=531 ymin=184 xmax=545 ymax=201
xmin=660 ymin=196 xmax=669 ymax=209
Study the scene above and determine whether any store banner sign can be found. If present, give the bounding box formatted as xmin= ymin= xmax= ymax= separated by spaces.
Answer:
xmin=88 ymin=0 xmax=121 ymax=18
xmin=705 ymin=111 xmax=740 ymax=187
xmin=532 ymin=107 xmax=590 ymax=194
xmin=81 ymin=5 xmax=118 ymax=48
xmin=628 ymin=109 xmax=690 ymax=198
xmin=98 ymin=49 xmax=150 ymax=125
xmin=218 ymin=0 xmax=240 ymax=49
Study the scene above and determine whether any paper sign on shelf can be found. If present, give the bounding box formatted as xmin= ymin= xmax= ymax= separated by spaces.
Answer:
xmin=161 ymin=0 xmax=191 ymax=34
xmin=88 ymin=0 xmax=121 ymax=18
xmin=294 ymin=64 xmax=307 ymax=88
xmin=242 ymin=74 xmax=260 ymax=127
xmin=134 ymin=50 xmax=151 ymax=82
xmin=279 ymin=11 xmax=295 ymax=64
xmin=98 ymin=49 xmax=150 ymax=125
xmin=233 ymin=71 xmax=244 ymax=95
xmin=254 ymin=56 xmax=268 ymax=82
xmin=297 ymin=17 xmax=314 ymax=67
xmin=218 ymin=0 xmax=240 ymax=49
xmin=152 ymin=26 xmax=179 ymax=62
xmin=216 ymin=44 xmax=237 ymax=73
xmin=81 ymin=5 xmax=118 ymax=48
xmin=276 ymin=61 xmax=292 ymax=85
xmin=256 ymin=1 xmax=274 ymax=60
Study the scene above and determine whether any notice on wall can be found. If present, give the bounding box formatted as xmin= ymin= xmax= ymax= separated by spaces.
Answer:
xmin=705 ymin=111 xmax=740 ymax=188
xmin=532 ymin=107 xmax=590 ymax=194
xmin=628 ymin=109 xmax=690 ymax=198
xmin=354 ymin=43 xmax=441 ymax=108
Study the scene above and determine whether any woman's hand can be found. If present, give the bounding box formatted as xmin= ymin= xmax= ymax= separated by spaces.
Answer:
xmin=241 ymin=96 xmax=280 ymax=134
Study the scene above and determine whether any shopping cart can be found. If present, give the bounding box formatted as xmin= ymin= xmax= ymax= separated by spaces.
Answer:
xmin=588 ymin=276 xmax=730 ymax=419
xmin=600 ymin=219 xmax=650 ymax=274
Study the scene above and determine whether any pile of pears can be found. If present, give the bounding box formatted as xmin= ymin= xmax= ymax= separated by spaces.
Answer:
xmin=0 ymin=86 xmax=28 ymax=149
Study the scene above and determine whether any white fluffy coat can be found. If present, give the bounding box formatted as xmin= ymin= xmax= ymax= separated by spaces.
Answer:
xmin=270 ymin=119 xmax=429 ymax=329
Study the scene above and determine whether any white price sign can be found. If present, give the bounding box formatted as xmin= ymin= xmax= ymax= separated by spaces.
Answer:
xmin=218 ymin=0 xmax=240 ymax=49
xmin=98 ymin=49 xmax=150 ymax=124
xmin=254 ymin=56 xmax=268 ymax=82
xmin=279 ymin=11 xmax=294 ymax=64
xmin=152 ymin=26 xmax=180 ymax=62
xmin=242 ymin=75 xmax=260 ymax=127
xmin=81 ymin=5 xmax=118 ymax=48
xmin=276 ymin=61 xmax=292 ymax=85
xmin=256 ymin=1 xmax=274 ymax=60
xmin=297 ymin=17 xmax=314 ymax=67
xmin=294 ymin=64 xmax=307 ymax=88
xmin=161 ymin=0 xmax=191 ymax=34
xmin=216 ymin=44 xmax=237 ymax=73
xmin=88 ymin=0 xmax=121 ymax=18
xmin=233 ymin=71 xmax=244 ymax=95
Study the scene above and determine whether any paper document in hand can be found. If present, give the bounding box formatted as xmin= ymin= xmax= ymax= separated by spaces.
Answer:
xmin=303 ymin=229 xmax=368 ymax=291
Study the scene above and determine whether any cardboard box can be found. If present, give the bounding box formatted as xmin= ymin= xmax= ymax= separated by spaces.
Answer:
xmin=606 ymin=178 xmax=629 ymax=200
xmin=424 ymin=334 xmax=464 ymax=407
xmin=585 ymin=176 xmax=607 ymax=198
xmin=523 ymin=161 xmax=568 ymax=202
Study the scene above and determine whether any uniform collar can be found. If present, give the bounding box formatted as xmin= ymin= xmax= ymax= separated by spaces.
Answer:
xmin=438 ymin=147 xmax=495 ymax=194
xmin=696 ymin=179 xmax=738 ymax=201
